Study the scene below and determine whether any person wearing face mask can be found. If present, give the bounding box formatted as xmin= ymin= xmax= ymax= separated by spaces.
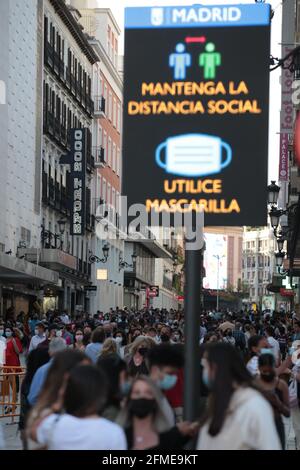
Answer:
xmin=246 ymin=335 xmax=269 ymax=377
xmin=160 ymin=326 xmax=171 ymax=344
xmin=0 ymin=323 xmax=6 ymax=367
xmin=148 ymin=344 xmax=184 ymax=426
xmin=127 ymin=337 xmax=155 ymax=377
xmin=4 ymin=326 xmax=23 ymax=370
xmin=74 ymin=329 xmax=85 ymax=351
xmin=28 ymin=322 xmax=47 ymax=352
xmin=256 ymin=353 xmax=290 ymax=449
xmin=197 ymin=343 xmax=281 ymax=450
xmin=114 ymin=331 xmax=127 ymax=358
xmin=118 ymin=376 xmax=198 ymax=450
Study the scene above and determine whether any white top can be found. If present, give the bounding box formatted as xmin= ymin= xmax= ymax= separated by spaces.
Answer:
xmin=28 ymin=334 xmax=46 ymax=352
xmin=247 ymin=356 xmax=259 ymax=376
xmin=267 ymin=336 xmax=281 ymax=362
xmin=0 ymin=339 xmax=6 ymax=366
xmin=37 ymin=414 xmax=127 ymax=450
xmin=161 ymin=395 xmax=176 ymax=427
xmin=197 ymin=387 xmax=281 ymax=450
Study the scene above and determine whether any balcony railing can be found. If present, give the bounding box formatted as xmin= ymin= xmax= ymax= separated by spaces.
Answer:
xmin=94 ymin=96 xmax=106 ymax=117
xmin=93 ymin=146 xmax=105 ymax=168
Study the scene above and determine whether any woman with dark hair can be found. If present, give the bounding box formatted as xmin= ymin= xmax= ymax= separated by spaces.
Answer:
xmin=31 ymin=365 xmax=127 ymax=450
xmin=197 ymin=343 xmax=281 ymax=450
xmin=19 ymin=348 xmax=49 ymax=449
xmin=26 ymin=349 xmax=89 ymax=448
xmin=256 ymin=353 xmax=290 ymax=449
xmin=246 ymin=334 xmax=269 ymax=376
xmin=97 ymin=353 xmax=130 ymax=421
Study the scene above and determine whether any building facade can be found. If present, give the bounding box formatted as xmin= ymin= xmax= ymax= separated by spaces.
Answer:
xmin=73 ymin=4 xmax=124 ymax=313
xmin=242 ymin=227 xmax=276 ymax=306
xmin=35 ymin=0 xmax=100 ymax=314
xmin=0 ymin=0 xmax=59 ymax=319
xmin=204 ymin=226 xmax=243 ymax=292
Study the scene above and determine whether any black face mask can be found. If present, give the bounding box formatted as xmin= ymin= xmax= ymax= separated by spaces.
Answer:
xmin=261 ymin=372 xmax=275 ymax=383
xmin=160 ymin=334 xmax=170 ymax=343
xmin=128 ymin=398 xmax=157 ymax=418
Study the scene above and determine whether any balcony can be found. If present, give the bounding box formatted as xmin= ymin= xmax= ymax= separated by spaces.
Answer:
xmin=86 ymin=214 xmax=95 ymax=233
xmin=49 ymin=178 xmax=55 ymax=206
xmin=55 ymin=182 xmax=61 ymax=210
xmin=94 ymin=96 xmax=106 ymax=118
xmin=86 ymin=96 xmax=94 ymax=116
xmin=93 ymin=146 xmax=106 ymax=168
xmin=44 ymin=41 xmax=54 ymax=68
xmin=20 ymin=248 xmax=77 ymax=273
xmin=42 ymin=174 xmax=48 ymax=204
xmin=61 ymin=187 xmax=70 ymax=215
xmin=86 ymin=152 xmax=95 ymax=173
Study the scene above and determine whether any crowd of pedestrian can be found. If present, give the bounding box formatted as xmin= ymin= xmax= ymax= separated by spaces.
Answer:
xmin=0 ymin=306 xmax=300 ymax=450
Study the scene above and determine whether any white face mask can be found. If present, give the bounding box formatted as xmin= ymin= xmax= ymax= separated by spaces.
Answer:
xmin=56 ymin=330 xmax=63 ymax=337
xmin=115 ymin=336 xmax=123 ymax=344
xmin=34 ymin=329 xmax=39 ymax=336
xmin=0 ymin=330 xmax=4 ymax=336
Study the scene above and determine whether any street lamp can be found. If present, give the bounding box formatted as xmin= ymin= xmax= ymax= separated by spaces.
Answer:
xmin=89 ymin=244 xmax=110 ymax=264
xmin=269 ymin=206 xmax=283 ymax=234
xmin=277 ymin=236 xmax=285 ymax=253
xmin=267 ymin=181 xmax=280 ymax=206
xmin=275 ymin=251 xmax=285 ymax=268
xmin=119 ymin=252 xmax=138 ymax=271
xmin=213 ymin=254 xmax=225 ymax=312
xmin=57 ymin=219 xmax=66 ymax=235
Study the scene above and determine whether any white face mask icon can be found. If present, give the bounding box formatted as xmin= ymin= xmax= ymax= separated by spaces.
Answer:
xmin=155 ymin=133 xmax=232 ymax=177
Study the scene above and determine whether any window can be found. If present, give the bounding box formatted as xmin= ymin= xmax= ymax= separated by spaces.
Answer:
xmin=112 ymin=143 xmax=116 ymax=172
xmin=117 ymin=104 xmax=121 ymax=132
xmin=115 ymin=38 xmax=118 ymax=66
xmin=108 ymin=137 xmax=112 ymax=167
xmin=107 ymin=183 xmax=111 ymax=205
xmin=102 ymin=178 xmax=107 ymax=203
xmin=107 ymin=26 xmax=111 ymax=57
xmin=116 ymin=191 xmax=120 ymax=214
xmin=108 ymin=91 xmax=112 ymax=121
xmin=103 ymin=131 xmax=107 ymax=162
xmin=98 ymin=125 xmax=102 ymax=146
xmin=20 ymin=227 xmax=31 ymax=247
xmin=104 ymin=83 xmax=108 ymax=106
xmin=111 ymin=32 xmax=114 ymax=60
xmin=113 ymin=98 xmax=117 ymax=127
xmin=116 ymin=147 xmax=120 ymax=176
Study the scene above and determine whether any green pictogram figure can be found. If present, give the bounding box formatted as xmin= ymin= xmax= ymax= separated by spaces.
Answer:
xmin=199 ymin=42 xmax=221 ymax=80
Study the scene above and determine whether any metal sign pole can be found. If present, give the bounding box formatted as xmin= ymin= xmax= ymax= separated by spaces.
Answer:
xmin=184 ymin=230 xmax=202 ymax=422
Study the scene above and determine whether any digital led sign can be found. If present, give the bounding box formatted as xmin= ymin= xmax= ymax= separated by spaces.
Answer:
xmin=122 ymin=4 xmax=271 ymax=226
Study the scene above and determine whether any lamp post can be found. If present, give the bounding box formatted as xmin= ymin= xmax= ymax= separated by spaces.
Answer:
xmin=213 ymin=254 xmax=225 ymax=311
xmin=89 ymin=244 xmax=110 ymax=264
xmin=119 ymin=251 xmax=138 ymax=271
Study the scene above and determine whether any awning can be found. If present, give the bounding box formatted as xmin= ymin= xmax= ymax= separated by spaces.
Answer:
xmin=0 ymin=252 xmax=59 ymax=285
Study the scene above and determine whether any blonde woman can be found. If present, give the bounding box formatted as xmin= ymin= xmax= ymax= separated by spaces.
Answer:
xmin=118 ymin=376 xmax=197 ymax=450
xmin=125 ymin=336 xmax=155 ymax=377
xmin=99 ymin=338 xmax=117 ymax=358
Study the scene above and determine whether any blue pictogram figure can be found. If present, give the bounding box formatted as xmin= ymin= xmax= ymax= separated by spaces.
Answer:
xmin=169 ymin=43 xmax=191 ymax=80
